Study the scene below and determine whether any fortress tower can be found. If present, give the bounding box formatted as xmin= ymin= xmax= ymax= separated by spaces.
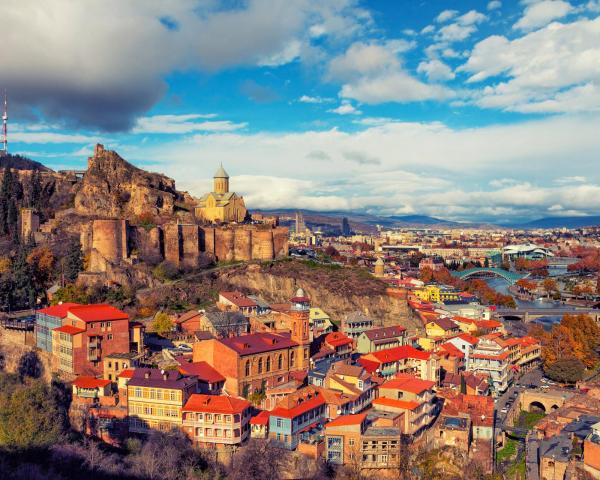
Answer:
xmin=20 ymin=208 xmax=39 ymax=240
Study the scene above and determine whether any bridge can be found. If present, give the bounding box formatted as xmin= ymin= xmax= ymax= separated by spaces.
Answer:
xmin=451 ymin=267 xmax=528 ymax=284
xmin=497 ymin=306 xmax=600 ymax=322
xmin=518 ymin=389 xmax=573 ymax=414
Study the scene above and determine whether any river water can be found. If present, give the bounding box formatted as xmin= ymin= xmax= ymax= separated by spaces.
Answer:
xmin=486 ymin=265 xmax=570 ymax=327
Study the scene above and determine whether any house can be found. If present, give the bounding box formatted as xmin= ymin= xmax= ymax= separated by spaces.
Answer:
xmin=441 ymin=372 xmax=490 ymax=396
xmin=372 ymin=374 xmax=437 ymax=435
xmin=35 ymin=303 xmax=80 ymax=352
xmin=269 ymin=386 xmax=327 ymax=450
xmin=356 ymin=325 xmax=407 ymax=354
xmin=539 ymin=434 xmax=571 ymax=480
xmin=176 ymin=358 xmax=226 ymax=395
xmin=309 ymin=307 xmax=333 ymax=336
xmin=322 ymin=332 xmax=353 ymax=359
xmin=250 ymin=410 xmax=270 ymax=439
xmin=199 ymin=311 xmax=249 ymax=338
xmin=446 ymin=333 xmax=479 ymax=363
xmin=466 ymin=335 xmax=512 ymax=396
xmin=584 ymin=421 xmax=600 ymax=478
xmin=72 ymin=376 xmax=112 ymax=403
xmin=322 ymin=361 xmax=376 ymax=416
xmin=324 ymin=414 xmax=367 ymax=465
xmin=425 ymin=317 xmax=460 ymax=338
xmin=103 ymin=352 xmax=140 ymax=381
xmin=127 ymin=368 xmax=198 ymax=434
xmin=182 ymin=394 xmax=252 ymax=448
xmin=358 ymin=345 xmax=439 ymax=382
xmin=341 ymin=312 xmax=374 ymax=340
xmin=218 ymin=291 xmax=259 ymax=316
xmin=51 ymin=304 xmax=131 ymax=376
xmin=436 ymin=342 xmax=465 ymax=377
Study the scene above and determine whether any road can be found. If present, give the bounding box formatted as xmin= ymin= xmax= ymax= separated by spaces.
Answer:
xmin=526 ymin=436 xmax=540 ymax=480
xmin=495 ymin=368 xmax=544 ymax=427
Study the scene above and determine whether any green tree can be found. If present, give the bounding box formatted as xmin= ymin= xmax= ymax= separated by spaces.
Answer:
xmin=150 ymin=312 xmax=174 ymax=336
xmin=29 ymin=169 xmax=42 ymax=210
xmin=8 ymin=246 xmax=37 ymax=309
xmin=51 ymin=283 xmax=91 ymax=305
xmin=0 ymin=375 xmax=68 ymax=450
xmin=545 ymin=358 xmax=586 ymax=383
xmin=63 ymin=239 xmax=84 ymax=283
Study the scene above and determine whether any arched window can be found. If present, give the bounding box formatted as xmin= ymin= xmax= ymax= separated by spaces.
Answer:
xmin=258 ymin=357 xmax=263 ymax=374
xmin=245 ymin=360 xmax=250 ymax=377
xmin=266 ymin=356 xmax=271 ymax=372
xmin=290 ymin=351 xmax=295 ymax=367
xmin=278 ymin=354 xmax=283 ymax=370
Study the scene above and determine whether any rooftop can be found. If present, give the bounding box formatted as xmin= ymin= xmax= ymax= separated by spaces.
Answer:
xmin=68 ymin=304 xmax=128 ymax=323
xmin=37 ymin=302 xmax=81 ymax=318
xmin=183 ymin=394 xmax=250 ymax=414
xmin=220 ymin=332 xmax=298 ymax=355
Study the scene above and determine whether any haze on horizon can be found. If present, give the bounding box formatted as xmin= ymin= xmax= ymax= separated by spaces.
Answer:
xmin=3 ymin=0 xmax=600 ymax=224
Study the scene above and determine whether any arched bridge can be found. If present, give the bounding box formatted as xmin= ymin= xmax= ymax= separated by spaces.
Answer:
xmin=518 ymin=390 xmax=573 ymax=414
xmin=497 ymin=307 xmax=600 ymax=323
xmin=451 ymin=267 xmax=529 ymax=284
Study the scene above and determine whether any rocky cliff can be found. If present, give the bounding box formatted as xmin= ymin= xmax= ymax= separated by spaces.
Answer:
xmin=74 ymin=144 xmax=193 ymax=219
xmin=217 ymin=261 xmax=421 ymax=331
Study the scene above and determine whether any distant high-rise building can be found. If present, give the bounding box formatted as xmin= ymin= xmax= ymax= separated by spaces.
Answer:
xmin=295 ymin=211 xmax=306 ymax=234
xmin=342 ymin=217 xmax=351 ymax=236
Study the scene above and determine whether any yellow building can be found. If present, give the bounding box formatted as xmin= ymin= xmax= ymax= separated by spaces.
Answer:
xmin=425 ymin=318 xmax=460 ymax=338
xmin=127 ymin=368 xmax=197 ymax=433
xmin=194 ymin=164 xmax=247 ymax=223
xmin=413 ymin=285 xmax=441 ymax=303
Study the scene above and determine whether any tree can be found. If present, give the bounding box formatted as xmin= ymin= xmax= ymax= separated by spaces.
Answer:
xmin=17 ymin=350 xmax=44 ymax=380
xmin=545 ymin=358 xmax=586 ymax=383
xmin=150 ymin=311 xmax=174 ymax=336
xmin=229 ymin=439 xmax=288 ymax=480
xmin=542 ymin=278 xmax=558 ymax=297
xmin=8 ymin=246 xmax=37 ymax=309
xmin=61 ymin=239 xmax=84 ymax=283
xmin=152 ymin=261 xmax=179 ymax=282
xmin=27 ymin=246 xmax=55 ymax=289
xmin=51 ymin=283 xmax=90 ymax=305
xmin=419 ymin=266 xmax=434 ymax=283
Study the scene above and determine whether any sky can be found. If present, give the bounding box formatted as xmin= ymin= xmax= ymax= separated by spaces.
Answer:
xmin=3 ymin=0 xmax=600 ymax=224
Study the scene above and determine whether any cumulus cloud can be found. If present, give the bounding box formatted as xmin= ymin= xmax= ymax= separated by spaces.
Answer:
xmin=436 ymin=10 xmax=458 ymax=23
xmin=417 ymin=59 xmax=456 ymax=81
xmin=461 ymin=17 xmax=600 ymax=112
xmin=328 ymin=41 xmax=452 ymax=103
xmin=435 ymin=10 xmax=488 ymax=42
xmin=132 ymin=114 xmax=246 ymax=134
xmin=488 ymin=1 xmax=502 ymax=10
xmin=298 ymin=95 xmax=334 ymax=104
xmin=328 ymin=101 xmax=362 ymax=115
xmin=0 ymin=0 xmax=370 ymax=130
xmin=513 ymin=0 xmax=573 ymax=31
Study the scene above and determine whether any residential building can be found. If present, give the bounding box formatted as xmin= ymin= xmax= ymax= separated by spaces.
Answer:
xmin=358 ymin=345 xmax=439 ymax=383
xmin=322 ymin=332 xmax=353 ymax=359
xmin=441 ymin=372 xmax=490 ymax=396
xmin=176 ymin=358 xmax=226 ymax=395
xmin=324 ymin=414 xmax=367 ymax=465
xmin=466 ymin=335 xmax=512 ymax=395
xmin=356 ymin=325 xmax=407 ymax=354
xmin=127 ymin=368 xmax=197 ymax=434
xmin=269 ymin=386 xmax=327 ymax=450
xmin=341 ymin=312 xmax=374 ymax=340
xmin=51 ymin=304 xmax=131 ymax=376
xmin=584 ymin=421 xmax=600 ymax=478
xmin=218 ymin=291 xmax=259 ymax=316
xmin=35 ymin=303 xmax=80 ymax=352
xmin=103 ymin=352 xmax=140 ymax=381
xmin=446 ymin=333 xmax=479 ymax=364
xmin=425 ymin=317 xmax=460 ymax=338
xmin=182 ymin=394 xmax=251 ymax=448
xmin=323 ymin=361 xmax=376 ymax=416
xmin=199 ymin=311 xmax=249 ymax=338
xmin=436 ymin=342 xmax=465 ymax=377
xmin=71 ymin=376 xmax=112 ymax=403
xmin=309 ymin=307 xmax=334 ymax=336
xmin=539 ymin=434 xmax=571 ymax=480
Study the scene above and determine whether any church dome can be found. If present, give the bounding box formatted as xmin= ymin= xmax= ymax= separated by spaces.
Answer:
xmin=295 ymin=287 xmax=305 ymax=298
xmin=214 ymin=163 xmax=229 ymax=178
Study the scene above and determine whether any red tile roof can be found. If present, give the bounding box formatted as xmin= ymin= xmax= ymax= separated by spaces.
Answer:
xmin=118 ymin=369 xmax=135 ymax=379
xmin=456 ymin=333 xmax=479 ymax=345
xmin=369 ymin=345 xmax=431 ymax=363
xmin=250 ymin=410 xmax=271 ymax=425
xmin=271 ymin=390 xmax=326 ymax=420
xmin=68 ymin=304 xmax=128 ymax=322
xmin=177 ymin=360 xmax=225 ymax=384
xmin=381 ymin=375 xmax=435 ymax=394
xmin=53 ymin=325 xmax=85 ymax=335
xmin=372 ymin=397 xmax=420 ymax=411
xmin=37 ymin=303 xmax=81 ymax=318
xmin=220 ymin=332 xmax=298 ymax=355
xmin=183 ymin=394 xmax=250 ymax=414
xmin=220 ymin=291 xmax=258 ymax=308
xmin=73 ymin=376 xmax=111 ymax=389
xmin=471 ymin=351 xmax=510 ymax=361
xmin=357 ymin=357 xmax=380 ymax=373
xmin=325 ymin=332 xmax=353 ymax=348
xmin=438 ymin=342 xmax=465 ymax=359
xmin=326 ymin=413 xmax=367 ymax=428
xmin=429 ymin=317 xmax=459 ymax=331
xmin=363 ymin=325 xmax=406 ymax=341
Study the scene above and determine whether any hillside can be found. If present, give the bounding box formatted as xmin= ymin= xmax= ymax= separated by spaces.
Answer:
xmin=0 ymin=153 xmax=50 ymax=171
xmin=514 ymin=216 xmax=600 ymax=229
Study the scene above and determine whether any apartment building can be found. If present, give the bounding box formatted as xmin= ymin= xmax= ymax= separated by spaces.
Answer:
xmin=35 ymin=303 xmax=80 ymax=352
xmin=466 ymin=335 xmax=512 ymax=396
xmin=356 ymin=325 xmax=407 ymax=354
xmin=341 ymin=312 xmax=374 ymax=340
xmin=127 ymin=368 xmax=197 ymax=434
xmin=182 ymin=394 xmax=251 ymax=448
xmin=358 ymin=345 xmax=439 ymax=383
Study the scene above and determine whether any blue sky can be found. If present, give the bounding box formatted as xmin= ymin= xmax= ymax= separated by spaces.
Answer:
xmin=4 ymin=0 xmax=600 ymax=223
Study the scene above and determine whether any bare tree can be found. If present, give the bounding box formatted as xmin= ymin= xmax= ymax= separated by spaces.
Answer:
xmin=229 ymin=439 xmax=289 ymax=480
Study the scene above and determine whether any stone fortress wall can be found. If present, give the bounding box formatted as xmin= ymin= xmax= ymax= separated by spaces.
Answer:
xmin=83 ymin=218 xmax=289 ymax=275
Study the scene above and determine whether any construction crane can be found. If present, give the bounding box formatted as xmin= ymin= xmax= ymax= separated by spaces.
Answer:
xmin=1 ymin=90 xmax=7 ymax=155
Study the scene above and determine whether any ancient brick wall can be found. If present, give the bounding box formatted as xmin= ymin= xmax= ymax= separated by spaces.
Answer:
xmin=180 ymin=224 xmax=200 ymax=269
xmin=20 ymin=208 xmax=40 ymax=240
xmin=273 ymin=226 xmax=289 ymax=258
xmin=91 ymin=219 xmax=128 ymax=263
xmin=163 ymin=223 xmax=181 ymax=266
xmin=252 ymin=229 xmax=274 ymax=261
xmin=233 ymin=228 xmax=252 ymax=261
xmin=215 ymin=228 xmax=235 ymax=262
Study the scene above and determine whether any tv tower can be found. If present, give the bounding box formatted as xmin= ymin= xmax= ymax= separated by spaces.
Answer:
xmin=1 ymin=90 xmax=7 ymax=155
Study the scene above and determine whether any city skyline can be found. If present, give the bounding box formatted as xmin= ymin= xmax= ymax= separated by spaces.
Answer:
xmin=3 ymin=0 xmax=600 ymax=223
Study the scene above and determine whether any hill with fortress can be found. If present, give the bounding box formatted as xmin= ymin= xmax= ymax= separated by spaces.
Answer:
xmin=6 ymin=144 xmax=288 ymax=287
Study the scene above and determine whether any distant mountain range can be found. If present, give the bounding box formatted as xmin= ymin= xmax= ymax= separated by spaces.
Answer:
xmin=508 ymin=216 xmax=600 ymax=229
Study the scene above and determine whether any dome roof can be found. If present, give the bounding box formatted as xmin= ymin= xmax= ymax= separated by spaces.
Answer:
xmin=295 ymin=288 xmax=305 ymax=298
xmin=214 ymin=163 xmax=229 ymax=178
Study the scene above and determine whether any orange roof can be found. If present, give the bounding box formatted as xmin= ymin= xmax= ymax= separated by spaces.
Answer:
xmin=68 ymin=304 xmax=128 ymax=323
xmin=475 ymin=320 xmax=502 ymax=329
xmin=381 ymin=375 xmax=435 ymax=394
xmin=271 ymin=391 xmax=326 ymax=419
xmin=369 ymin=345 xmax=431 ymax=363
xmin=326 ymin=413 xmax=367 ymax=428
xmin=373 ymin=397 xmax=420 ymax=411
xmin=37 ymin=303 xmax=81 ymax=318
xmin=183 ymin=394 xmax=250 ymax=414
xmin=53 ymin=325 xmax=85 ymax=335
xmin=177 ymin=360 xmax=225 ymax=383
xmin=438 ymin=342 xmax=465 ymax=359
xmin=471 ymin=351 xmax=510 ymax=361
xmin=118 ymin=369 xmax=135 ymax=379
xmin=219 ymin=291 xmax=258 ymax=308
xmin=456 ymin=333 xmax=479 ymax=345
xmin=73 ymin=376 xmax=111 ymax=389
xmin=325 ymin=332 xmax=353 ymax=348
xmin=250 ymin=410 xmax=271 ymax=425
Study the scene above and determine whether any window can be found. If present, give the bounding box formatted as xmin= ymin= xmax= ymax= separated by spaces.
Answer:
xmin=258 ymin=357 xmax=263 ymax=374
xmin=107 ymin=334 xmax=113 ymax=340
xmin=108 ymin=361 xmax=112 ymax=368
xmin=266 ymin=356 xmax=271 ymax=372
xmin=276 ymin=418 xmax=283 ymax=428
xmin=107 ymin=321 xmax=112 ymax=327
xmin=349 ymin=438 xmax=355 ymax=446
xmin=290 ymin=351 xmax=295 ymax=367
xmin=134 ymin=387 xmax=142 ymax=398
xmin=215 ymin=414 xmax=222 ymax=422
xmin=245 ymin=360 xmax=250 ymax=377
xmin=278 ymin=354 xmax=283 ymax=370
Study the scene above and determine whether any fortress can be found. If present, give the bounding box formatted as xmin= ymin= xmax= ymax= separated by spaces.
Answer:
xmin=80 ymin=161 xmax=288 ymax=283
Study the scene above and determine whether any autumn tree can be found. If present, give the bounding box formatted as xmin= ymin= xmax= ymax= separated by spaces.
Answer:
xmin=542 ymin=278 xmax=558 ymax=297
xmin=229 ymin=439 xmax=289 ymax=480
xmin=27 ymin=246 xmax=55 ymax=288
xmin=419 ymin=266 xmax=434 ymax=283
xmin=150 ymin=311 xmax=174 ymax=336
xmin=545 ymin=358 xmax=586 ymax=383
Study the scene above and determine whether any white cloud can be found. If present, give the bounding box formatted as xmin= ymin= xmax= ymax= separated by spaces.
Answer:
xmin=328 ymin=101 xmax=362 ymax=115
xmin=488 ymin=1 xmax=502 ymax=10
xmin=132 ymin=114 xmax=246 ymax=134
xmin=421 ymin=25 xmax=435 ymax=34
xmin=461 ymin=17 xmax=600 ymax=112
xmin=112 ymin=114 xmax=600 ymax=221
xmin=298 ymin=95 xmax=334 ymax=104
xmin=328 ymin=41 xmax=452 ymax=103
xmin=436 ymin=10 xmax=458 ymax=23
xmin=417 ymin=59 xmax=456 ymax=81
xmin=435 ymin=10 xmax=487 ymax=42
xmin=513 ymin=0 xmax=573 ymax=31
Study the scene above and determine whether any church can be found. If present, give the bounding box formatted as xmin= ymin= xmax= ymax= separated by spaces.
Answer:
xmin=194 ymin=164 xmax=248 ymax=223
